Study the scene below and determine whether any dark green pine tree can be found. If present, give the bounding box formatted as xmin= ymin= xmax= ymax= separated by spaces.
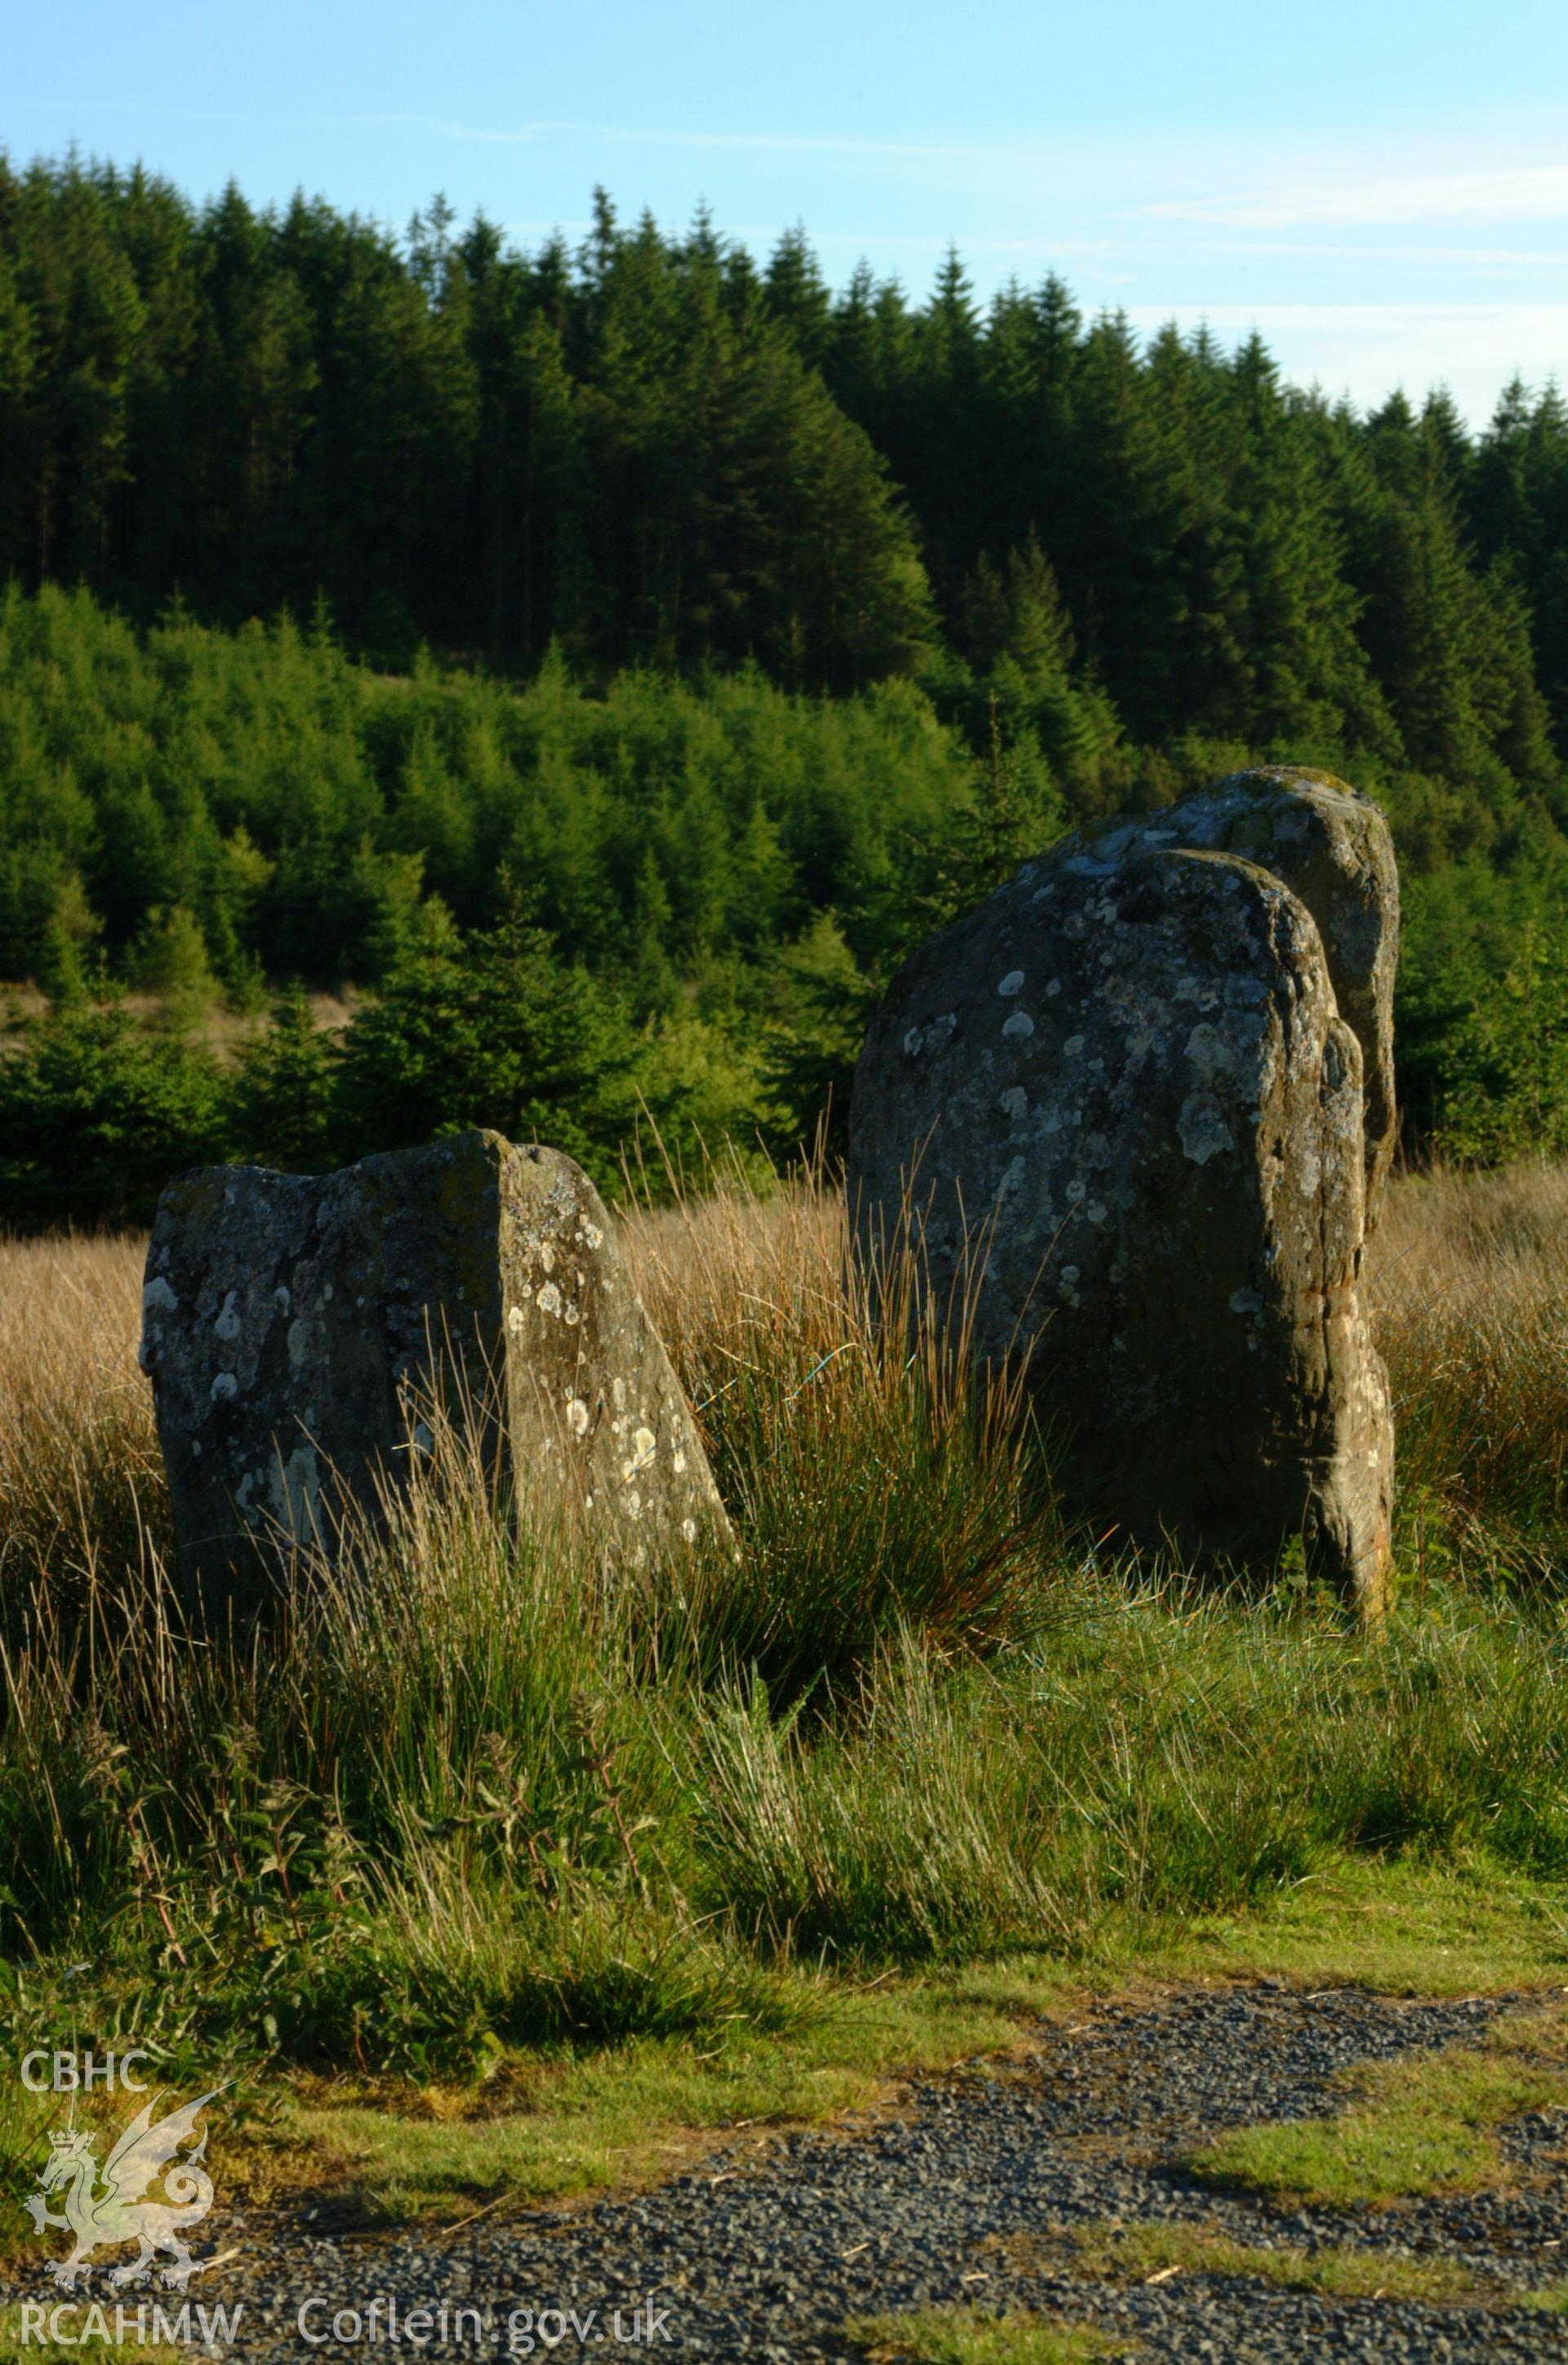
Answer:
xmin=762 ymin=225 xmax=831 ymax=365
xmin=1205 ymin=334 xmax=1395 ymax=754
xmin=1471 ymin=377 xmax=1568 ymax=757
xmin=1349 ymin=394 xmax=1550 ymax=798
xmin=1045 ymin=309 xmax=1186 ymax=733
xmin=0 ymin=234 xmax=38 ymax=582
xmin=231 ymin=984 xmax=340 ymax=1169
xmin=333 ymin=899 xmax=642 ymax=1191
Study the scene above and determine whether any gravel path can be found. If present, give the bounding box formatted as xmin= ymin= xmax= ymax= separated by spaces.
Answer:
xmin=13 ymin=1983 xmax=1568 ymax=2362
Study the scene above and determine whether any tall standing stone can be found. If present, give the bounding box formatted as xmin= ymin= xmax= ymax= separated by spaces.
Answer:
xmin=140 ymin=1130 xmax=733 ymax=1617
xmin=847 ymin=770 xmax=1398 ymax=1618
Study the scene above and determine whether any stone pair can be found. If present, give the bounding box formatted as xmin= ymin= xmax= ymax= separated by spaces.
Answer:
xmin=143 ymin=765 xmax=1397 ymax=1622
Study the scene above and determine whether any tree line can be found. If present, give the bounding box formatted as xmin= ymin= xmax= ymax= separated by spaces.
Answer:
xmin=4 ymin=154 xmax=1566 ymax=770
xmin=2 ymin=152 xmax=1568 ymax=1217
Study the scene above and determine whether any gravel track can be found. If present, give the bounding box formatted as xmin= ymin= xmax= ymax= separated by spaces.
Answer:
xmin=13 ymin=1983 xmax=1568 ymax=2362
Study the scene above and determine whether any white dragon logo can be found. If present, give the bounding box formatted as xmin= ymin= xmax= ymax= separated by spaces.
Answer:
xmin=24 ymin=2086 xmax=226 ymax=2291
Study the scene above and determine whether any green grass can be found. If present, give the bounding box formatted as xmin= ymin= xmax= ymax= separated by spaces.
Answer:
xmin=10 ymin=1508 xmax=1568 ymax=2222
xmin=847 ymin=2309 xmax=1128 ymax=2364
xmin=185 ymin=1872 xmax=1568 ymax=2225
xmin=239 ymin=1966 xmax=1082 ymax=2220
xmin=9 ymin=1552 xmax=1568 ymax=2233
xmin=11 ymin=1869 xmax=1567 ymax=2242
xmin=0 ymin=2340 xmax=182 ymax=2365
xmin=1190 ymin=2001 xmax=1568 ymax=2205
xmin=1152 ymin=1850 xmax=1568 ymax=1994
xmin=10 ymin=1170 xmax=1568 ymax=2230
xmin=1064 ymin=2220 xmax=1495 ymax=2304
xmin=0 ymin=2291 xmax=218 ymax=2364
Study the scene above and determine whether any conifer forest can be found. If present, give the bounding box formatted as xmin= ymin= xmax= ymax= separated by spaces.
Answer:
xmin=3 ymin=154 xmax=1567 ymax=1222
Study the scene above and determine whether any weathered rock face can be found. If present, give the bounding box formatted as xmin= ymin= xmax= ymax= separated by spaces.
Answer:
xmin=140 ymin=1130 xmax=733 ymax=1615
xmin=848 ymin=774 xmax=1396 ymax=1616
xmin=1054 ymin=766 xmax=1400 ymax=1224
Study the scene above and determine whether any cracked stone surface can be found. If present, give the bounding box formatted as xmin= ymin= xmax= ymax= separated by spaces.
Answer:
xmin=140 ymin=1129 xmax=732 ymax=1614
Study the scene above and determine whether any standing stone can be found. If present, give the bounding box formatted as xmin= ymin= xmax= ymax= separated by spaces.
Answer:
xmin=1054 ymin=766 xmax=1400 ymax=1224
xmin=140 ymin=1130 xmax=733 ymax=1616
xmin=848 ymin=774 xmax=1397 ymax=1618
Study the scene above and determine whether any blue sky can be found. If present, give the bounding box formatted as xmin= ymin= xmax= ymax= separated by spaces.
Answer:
xmin=9 ymin=0 xmax=1567 ymax=425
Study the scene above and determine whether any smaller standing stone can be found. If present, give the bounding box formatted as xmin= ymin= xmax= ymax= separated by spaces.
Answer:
xmin=140 ymin=1130 xmax=732 ymax=1617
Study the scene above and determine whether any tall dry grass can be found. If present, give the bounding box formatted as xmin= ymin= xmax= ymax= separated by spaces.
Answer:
xmin=2 ymin=1167 xmax=1056 ymax=1695
xmin=623 ymin=1170 xmax=1056 ymax=1693
xmin=0 ymin=1229 xmax=160 ymax=1607
xmin=1 ymin=1165 xmax=1568 ymax=2084
xmin=8 ymin=1162 xmax=1568 ymax=1612
xmin=1368 ymin=1162 xmax=1568 ymax=1572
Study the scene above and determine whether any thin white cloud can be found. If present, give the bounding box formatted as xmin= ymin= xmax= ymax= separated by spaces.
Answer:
xmin=1150 ymin=165 xmax=1568 ymax=229
xmin=12 ymin=100 xmax=1085 ymax=173
xmin=354 ymin=114 xmax=1059 ymax=167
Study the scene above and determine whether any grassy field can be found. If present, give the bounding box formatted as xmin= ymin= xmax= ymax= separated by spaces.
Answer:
xmin=2 ymin=1162 xmax=1568 ymax=2226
